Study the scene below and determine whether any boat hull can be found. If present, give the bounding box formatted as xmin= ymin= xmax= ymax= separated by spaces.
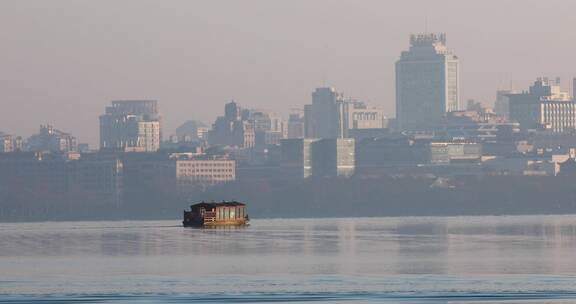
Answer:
xmin=182 ymin=219 xmax=248 ymax=227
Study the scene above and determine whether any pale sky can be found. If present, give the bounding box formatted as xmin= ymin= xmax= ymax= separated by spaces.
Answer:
xmin=1 ymin=0 xmax=576 ymax=145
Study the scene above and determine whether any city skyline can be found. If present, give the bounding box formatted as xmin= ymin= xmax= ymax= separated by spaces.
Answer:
xmin=2 ymin=0 xmax=576 ymax=145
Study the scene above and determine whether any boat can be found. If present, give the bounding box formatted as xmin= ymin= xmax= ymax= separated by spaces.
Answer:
xmin=183 ymin=201 xmax=249 ymax=227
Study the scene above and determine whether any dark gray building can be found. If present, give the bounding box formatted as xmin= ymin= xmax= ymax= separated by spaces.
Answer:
xmin=280 ymin=138 xmax=355 ymax=178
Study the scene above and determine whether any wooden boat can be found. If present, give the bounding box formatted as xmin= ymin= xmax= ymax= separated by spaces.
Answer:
xmin=183 ymin=201 xmax=249 ymax=227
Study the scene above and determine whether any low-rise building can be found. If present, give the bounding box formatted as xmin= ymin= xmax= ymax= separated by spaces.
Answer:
xmin=99 ymin=100 xmax=162 ymax=152
xmin=509 ymin=78 xmax=576 ymax=132
xmin=428 ymin=142 xmax=482 ymax=164
xmin=0 ymin=132 xmax=13 ymax=152
xmin=280 ymin=138 xmax=355 ymax=178
xmin=27 ymin=125 xmax=77 ymax=153
xmin=0 ymin=152 xmax=123 ymax=219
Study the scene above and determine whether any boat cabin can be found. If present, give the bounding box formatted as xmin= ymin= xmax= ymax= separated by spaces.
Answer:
xmin=183 ymin=201 xmax=248 ymax=227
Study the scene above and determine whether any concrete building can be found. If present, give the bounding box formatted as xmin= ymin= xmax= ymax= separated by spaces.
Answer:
xmin=280 ymin=138 xmax=317 ymax=178
xmin=355 ymin=136 xmax=429 ymax=168
xmin=28 ymin=125 xmax=77 ymax=153
xmin=494 ymin=90 xmax=515 ymax=120
xmin=304 ymin=88 xmax=386 ymax=139
xmin=174 ymin=158 xmax=235 ymax=193
xmin=428 ymin=142 xmax=482 ymax=164
xmin=0 ymin=152 xmax=123 ymax=219
xmin=280 ymin=138 xmax=355 ymax=178
xmin=248 ymin=110 xmax=286 ymax=147
xmin=342 ymin=101 xmax=386 ymax=137
xmin=287 ymin=113 xmax=305 ymax=139
xmin=0 ymin=132 xmax=13 ymax=152
xmin=209 ymin=101 xmax=255 ymax=148
xmin=99 ymin=100 xmax=162 ymax=152
xmin=305 ymin=87 xmax=345 ymax=139
xmin=311 ymin=138 xmax=355 ymax=178
xmin=175 ymin=120 xmax=208 ymax=142
xmin=509 ymin=78 xmax=576 ymax=132
xmin=123 ymin=153 xmax=235 ymax=197
xmin=396 ymin=33 xmax=460 ymax=131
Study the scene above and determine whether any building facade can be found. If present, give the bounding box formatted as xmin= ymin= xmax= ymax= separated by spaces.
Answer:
xmin=509 ymin=78 xmax=576 ymax=132
xmin=0 ymin=133 xmax=13 ymax=153
xmin=341 ymin=101 xmax=386 ymax=137
xmin=280 ymin=138 xmax=355 ymax=178
xmin=287 ymin=113 xmax=305 ymax=139
xmin=0 ymin=152 xmax=124 ymax=219
xmin=311 ymin=138 xmax=355 ymax=178
xmin=27 ymin=125 xmax=77 ymax=153
xmin=209 ymin=101 xmax=256 ymax=148
xmin=304 ymin=88 xmax=385 ymax=139
xmin=428 ymin=142 xmax=482 ymax=164
xmin=494 ymin=90 xmax=515 ymax=120
xmin=99 ymin=100 xmax=162 ymax=152
xmin=305 ymin=87 xmax=345 ymax=139
xmin=280 ymin=138 xmax=317 ymax=178
xmin=396 ymin=33 xmax=459 ymax=131
xmin=174 ymin=158 xmax=235 ymax=193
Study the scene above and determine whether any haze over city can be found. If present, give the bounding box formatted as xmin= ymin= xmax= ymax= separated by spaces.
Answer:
xmin=2 ymin=0 xmax=576 ymax=145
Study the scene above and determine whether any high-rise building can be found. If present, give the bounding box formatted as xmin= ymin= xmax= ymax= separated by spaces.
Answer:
xmin=28 ymin=125 xmax=77 ymax=153
xmin=287 ymin=113 xmax=305 ymax=139
xmin=304 ymin=88 xmax=385 ymax=139
xmin=509 ymin=77 xmax=575 ymax=132
xmin=208 ymin=101 xmax=255 ymax=148
xmin=494 ymin=90 xmax=515 ymax=120
xmin=305 ymin=87 xmax=345 ymax=139
xmin=99 ymin=100 xmax=161 ymax=152
xmin=396 ymin=33 xmax=460 ymax=131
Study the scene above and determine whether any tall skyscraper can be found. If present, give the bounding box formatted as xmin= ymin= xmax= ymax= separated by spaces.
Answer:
xmin=99 ymin=100 xmax=161 ymax=152
xmin=395 ymin=33 xmax=459 ymax=131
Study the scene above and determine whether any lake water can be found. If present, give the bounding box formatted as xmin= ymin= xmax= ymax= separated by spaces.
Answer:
xmin=2 ymin=216 xmax=576 ymax=303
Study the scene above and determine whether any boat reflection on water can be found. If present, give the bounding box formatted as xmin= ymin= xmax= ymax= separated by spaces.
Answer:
xmin=183 ymin=201 xmax=249 ymax=228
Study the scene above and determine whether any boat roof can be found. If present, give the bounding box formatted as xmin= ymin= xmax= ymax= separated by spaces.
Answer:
xmin=190 ymin=201 xmax=246 ymax=208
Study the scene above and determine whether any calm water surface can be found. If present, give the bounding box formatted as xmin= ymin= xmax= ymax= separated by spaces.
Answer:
xmin=2 ymin=216 xmax=576 ymax=303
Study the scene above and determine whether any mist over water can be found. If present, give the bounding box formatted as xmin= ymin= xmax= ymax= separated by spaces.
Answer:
xmin=2 ymin=216 xmax=576 ymax=303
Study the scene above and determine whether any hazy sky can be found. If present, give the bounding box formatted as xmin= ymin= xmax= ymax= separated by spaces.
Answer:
xmin=1 ymin=0 xmax=576 ymax=145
